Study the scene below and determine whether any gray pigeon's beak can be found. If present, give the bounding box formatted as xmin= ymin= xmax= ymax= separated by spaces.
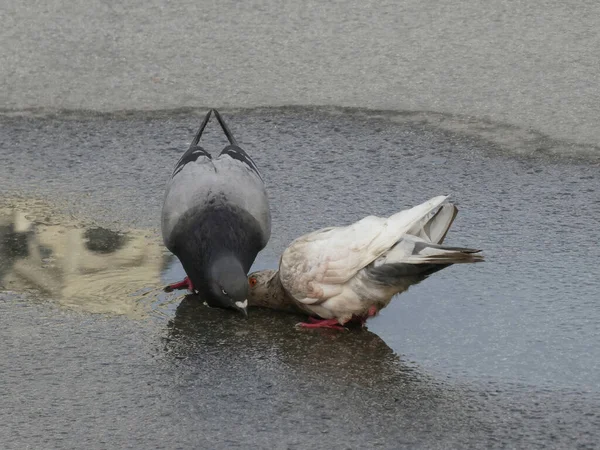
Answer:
xmin=234 ymin=299 xmax=249 ymax=318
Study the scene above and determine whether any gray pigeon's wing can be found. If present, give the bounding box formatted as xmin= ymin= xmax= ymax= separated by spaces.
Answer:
xmin=162 ymin=156 xmax=270 ymax=249
xmin=161 ymin=149 xmax=216 ymax=249
xmin=212 ymin=109 xmax=269 ymax=239
xmin=161 ymin=110 xmax=270 ymax=250
xmin=212 ymin=153 xmax=271 ymax=244
xmin=213 ymin=109 xmax=264 ymax=181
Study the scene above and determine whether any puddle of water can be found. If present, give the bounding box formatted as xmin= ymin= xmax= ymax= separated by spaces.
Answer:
xmin=0 ymin=198 xmax=178 ymax=318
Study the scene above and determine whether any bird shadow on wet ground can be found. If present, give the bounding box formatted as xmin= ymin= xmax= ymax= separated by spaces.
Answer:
xmin=157 ymin=294 xmax=504 ymax=447
xmin=166 ymin=294 xmax=433 ymax=389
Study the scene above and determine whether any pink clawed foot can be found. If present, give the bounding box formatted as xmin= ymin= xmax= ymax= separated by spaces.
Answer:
xmin=305 ymin=317 xmax=324 ymax=324
xmin=296 ymin=317 xmax=346 ymax=330
xmin=164 ymin=276 xmax=194 ymax=293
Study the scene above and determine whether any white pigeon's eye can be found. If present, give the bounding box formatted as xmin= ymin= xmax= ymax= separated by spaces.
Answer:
xmin=221 ymin=288 xmax=227 ymax=296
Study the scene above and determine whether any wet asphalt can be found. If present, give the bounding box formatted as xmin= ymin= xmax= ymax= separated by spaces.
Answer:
xmin=0 ymin=108 xmax=599 ymax=449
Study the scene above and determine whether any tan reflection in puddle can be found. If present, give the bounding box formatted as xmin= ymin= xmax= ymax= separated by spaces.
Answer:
xmin=0 ymin=197 xmax=170 ymax=318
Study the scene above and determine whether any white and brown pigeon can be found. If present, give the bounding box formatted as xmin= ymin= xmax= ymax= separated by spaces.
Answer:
xmin=247 ymin=196 xmax=482 ymax=329
xmin=161 ymin=109 xmax=271 ymax=316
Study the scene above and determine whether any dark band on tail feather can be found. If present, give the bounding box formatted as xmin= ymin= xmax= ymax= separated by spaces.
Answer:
xmin=172 ymin=148 xmax=212 ymax=177
xmin=213 ymin=110 xmax=263 ymax=179
xmin=172 ymin=110 xmax=214 ymax=177
xmin=367 ymin=245 xmax=483 ymax=286
xmin=413 ymin=241 xmax=482 ymax=254
xmin=367 ymin=262 xmax=451 ymax=286
xmin=220 ymin=145 xmax=262 ymax=180
xmin=172 ymin=109 xmax=262 ymax=179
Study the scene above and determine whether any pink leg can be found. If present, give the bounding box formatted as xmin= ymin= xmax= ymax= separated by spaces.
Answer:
xmin=305 ymin=316 xmax=323 ymax=324
xmin=354 ymin=306 xmax=379 ymax=327
xmin=164 ymin=276 xmax=194 ymax=292
xmin=296 ymin=318 xmax=346 ymax=330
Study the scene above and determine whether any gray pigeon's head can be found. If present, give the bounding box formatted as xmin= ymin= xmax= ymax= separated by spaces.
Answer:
xmin=207 ymin=256 xmax=249 ymax=316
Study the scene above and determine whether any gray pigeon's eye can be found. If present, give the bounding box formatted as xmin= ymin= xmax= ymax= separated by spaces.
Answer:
xmin=221 ymin=289 xmax=227 ymax=296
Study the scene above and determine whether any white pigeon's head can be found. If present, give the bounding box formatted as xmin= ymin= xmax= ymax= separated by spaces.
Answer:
xmin=247 ymin=269 xmax=278 ymax=305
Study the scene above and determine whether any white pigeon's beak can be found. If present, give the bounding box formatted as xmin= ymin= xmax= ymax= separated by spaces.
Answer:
xmin=234 ymin=299 xmax=248 ymax=318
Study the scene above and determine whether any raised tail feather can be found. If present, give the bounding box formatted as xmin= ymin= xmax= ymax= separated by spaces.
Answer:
xmin=377 ymin=237 xmax=483 ymax=266
xmin=172 ymin=110 xmax=214 ymax=177
xmin=367 ymin=238 xmax=483 ymax=287
xmin=406 ymin=203 xmax=458 ymax=245
xmin=213 ymin=109 xmax=238 ymax=146
xmin=407 ymin=244 xmax=483 ymax=264
xmin=214 ymin=110 xmax=263 ymax=180
xmin=189 ymin=109 xmax=213 ymax=149
xmin=366 ymin=200 xmax=483 ymax=287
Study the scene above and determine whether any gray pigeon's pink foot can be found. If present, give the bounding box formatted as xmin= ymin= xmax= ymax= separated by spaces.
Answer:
xmin=296 ymin=318 xmax=346 ymax=330
xmin=164 ymin=276 xmax=194 ymax=292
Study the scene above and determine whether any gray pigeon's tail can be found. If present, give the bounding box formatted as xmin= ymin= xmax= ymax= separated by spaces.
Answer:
xmin=171 ymin=110 xmax=214 ymax=177
xmin=189 ymin=109 xmax=213 ymax=150
xmin=213 ymin=109 xmax=238 ymax=146
xmin=213 ymin=110 xmax=263 ymax=180
xmin=188 ymin=108 xmax=237 ymax=149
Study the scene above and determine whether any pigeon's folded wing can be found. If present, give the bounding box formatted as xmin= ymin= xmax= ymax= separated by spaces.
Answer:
xmin=279 ymin=195 xmax=449 ymax=305
xmin=162 ymin=108 xmax=272 ymax=249
xmin=162 ymin=152 xmax=216 ymax=247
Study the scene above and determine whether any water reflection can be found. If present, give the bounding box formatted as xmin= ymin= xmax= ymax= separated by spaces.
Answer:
xmin=166 ymin=295 xmax=429 ymax=389
xmin=0 ymin=202 xmax=168 ymax=317
xmin=160 ymin=296 xmax=496 ymax=443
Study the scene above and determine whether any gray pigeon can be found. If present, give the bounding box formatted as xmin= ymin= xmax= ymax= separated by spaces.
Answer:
xmin=247 ymin=196 xmax=482 ymax=329
xmin=161 ymin=109 xmax=271 ymax=316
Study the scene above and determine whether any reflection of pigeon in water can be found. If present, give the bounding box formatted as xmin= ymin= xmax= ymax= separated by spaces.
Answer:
xmin=167 ymin=295 xmax=427 ymax=389
xmin=161 ymin=109 xmax=271 ymax=316
xmin=248 ymin=196 xmax=483 ymax=329
xmin=0 ymin=214 xmax=33 ymax=286
xmin=83 ymin=227 xmax=129 ymax=254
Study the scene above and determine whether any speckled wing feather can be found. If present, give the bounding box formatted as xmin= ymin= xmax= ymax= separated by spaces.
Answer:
xmin=278 ymin=195 xmax=449 ymax=305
